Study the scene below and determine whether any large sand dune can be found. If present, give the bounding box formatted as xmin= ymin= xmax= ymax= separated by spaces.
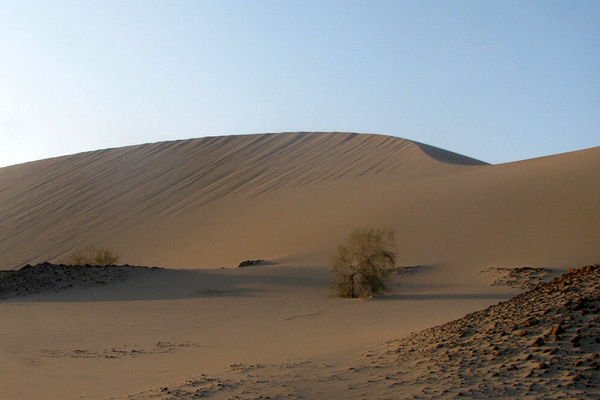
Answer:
xmin=1 ymin=132 xmax=597 ymax=272
xmin=1 ymin=132 xmax=599 ymax=399
xmin=0 ymin=132 xmax=487 ymax=270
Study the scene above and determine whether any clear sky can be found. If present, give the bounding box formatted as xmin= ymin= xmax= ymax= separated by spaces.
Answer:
xmin=1 ymin=0 xmax=598 ymax=167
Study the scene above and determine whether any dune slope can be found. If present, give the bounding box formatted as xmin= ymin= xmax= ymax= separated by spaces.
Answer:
xmin=0 ymin=132 xmax=484 ymax=270
xmin=1 ymin=132 xmax=598 ymax=273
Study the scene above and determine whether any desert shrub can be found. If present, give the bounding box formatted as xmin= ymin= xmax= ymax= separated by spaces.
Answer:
xmin=331 ymin=228 xmax=396 ymax=298
xmin=67 ymin=246 xmax=94 ymax=266
xmin=67 ymin=246 xmax=120 ymax=266
xmin=93 ymin=247 xmax=120 ymax=265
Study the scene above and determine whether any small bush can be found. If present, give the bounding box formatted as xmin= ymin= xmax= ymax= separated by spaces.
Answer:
xmin=67 ymin=246 xmax=121 ymax=266
xmin=331 ymin=228 xmax=396 ymax=298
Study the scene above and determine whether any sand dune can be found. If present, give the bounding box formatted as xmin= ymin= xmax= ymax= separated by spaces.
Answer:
xmin=1 ymin=132 xmax=597 ymax=272
xmin=0 ymin=132 xmax=485 ymax=270
xmin=1 ymin=132 xmax=599 ymax=399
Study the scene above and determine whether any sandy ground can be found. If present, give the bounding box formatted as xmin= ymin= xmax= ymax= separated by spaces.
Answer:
xmin=127 ymin=265 xmax=600 ymax=400
xmin=1 ymin=132 xmax=599 ymax=399
xmin=0 ymin=260 xmax=517 ymax=399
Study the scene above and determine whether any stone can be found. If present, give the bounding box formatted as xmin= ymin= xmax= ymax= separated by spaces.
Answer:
xmin=530 ymin=337 xmax=545 ymax=347
xmin=550 ymin=322 xmax=565 ymax=336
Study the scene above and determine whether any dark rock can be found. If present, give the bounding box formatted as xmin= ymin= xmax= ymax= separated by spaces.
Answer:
xmin=237 ymin=259 xmax=264 ymax=268
xmin=573 ymin=298 xmax=586 ymax=311
xmin=0 ymin=263 xmax=159 ymax=300
xmin=530 ymin=337 xmax=545 ymax=347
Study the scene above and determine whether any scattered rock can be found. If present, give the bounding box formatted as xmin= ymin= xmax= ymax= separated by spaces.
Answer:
xmin=391 ymin=264 xmax=600 ymax=399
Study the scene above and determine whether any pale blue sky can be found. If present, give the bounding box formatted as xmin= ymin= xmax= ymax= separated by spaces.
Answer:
xmin=1 ymin=0 xmax=598 ymax=167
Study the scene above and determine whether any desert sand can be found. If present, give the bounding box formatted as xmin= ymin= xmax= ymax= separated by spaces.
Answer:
xmin=127 ymin=264 xmax=600 ymax=400
xmin=1 ymin=132 xmax=599 ymax=399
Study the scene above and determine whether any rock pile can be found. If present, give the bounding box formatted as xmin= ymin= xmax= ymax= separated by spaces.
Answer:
xmin=0 ymin=262 xmax=158 ymax=300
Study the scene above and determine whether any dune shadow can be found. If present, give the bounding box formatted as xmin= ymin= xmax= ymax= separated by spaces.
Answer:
xmin=414 ymin=141 xmax=489 ymax=166
xmin=190 ymin=287 xmax=265 ymax=298
xmin=2 ymin=264 xmax=329 ymax=303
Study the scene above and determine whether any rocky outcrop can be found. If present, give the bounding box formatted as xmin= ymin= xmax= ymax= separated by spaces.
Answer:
xmin=0 ymin=262 xmax=159 ymax=300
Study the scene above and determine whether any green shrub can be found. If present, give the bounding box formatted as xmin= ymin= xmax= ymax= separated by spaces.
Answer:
xmin=331 ymin=228 xmax=396 ymax=298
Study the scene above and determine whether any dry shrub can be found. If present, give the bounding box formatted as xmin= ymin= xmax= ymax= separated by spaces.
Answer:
xmin=331 ymin=228 xmax=396 ymax=298
xmin=67 ymin=246 xmax=121 ymax=266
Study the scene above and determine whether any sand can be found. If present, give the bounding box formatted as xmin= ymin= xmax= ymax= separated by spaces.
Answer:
xmin=127 ymin=265 xmax=600 ymax=400
xmin=1 ymin=132 xmax=599 ymax=399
